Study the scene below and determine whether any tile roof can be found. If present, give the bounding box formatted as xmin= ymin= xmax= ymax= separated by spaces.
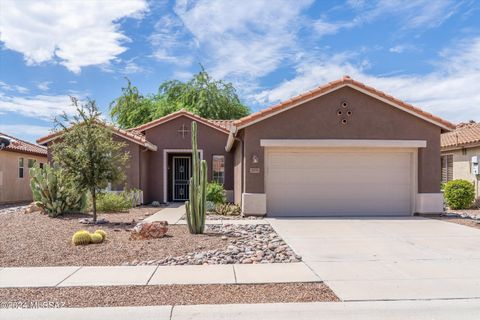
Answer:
xmin=441 ymin=122 xmax=480 ymax=149
xmin=133 ymin=109 xmax=231 ymax=134
xmin=36 ymin=122 xmax=157 ymax=151
xmin=0 ymin=132 xmax=47 ymax=156
xmin=233 ymin=76 xmax=456 ymax=131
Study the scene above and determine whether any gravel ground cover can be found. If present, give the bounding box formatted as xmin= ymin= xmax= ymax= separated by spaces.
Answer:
xmin=422 ymin=214 xmax=480 ymax=230
xmin=181 ymin=213 xmax=263 ymax=220
xmin=0 ymin=202 xmax=29 ymax=215
xmin=1 ymin=207 xmax=299 ymax=267
xmin=0 ymin=207 xmax=225 ymax=267
xmin=0 ymin=283 xmax=338 ymax=308
xmin=126 ymin=224 xmax=301 ymax=266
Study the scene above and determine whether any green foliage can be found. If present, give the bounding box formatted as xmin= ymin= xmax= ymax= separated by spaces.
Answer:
xmin=29 ymin=163 xmax=86 ymax=217
xmin=95 ymin=230 xmax=107 ymax=240
xmin=92 ymin=192 xmax=133 ymax=213
xmin=72 ymin=230 xmax=91 ymax=246
xmin=185 ymin=122 xmax=207 ymax=234
xmin=109 ymin=68 xmax=250 ymax=129
xmin=444 ymin=179 xmax=475 ymax=210
xmin=214 ymin=203 xmax=241 ymax=216
xmin=90 ymin=233 xmax=104 ymax=244
xmin=52 ymin=98 xmax=129 ymax=223
xmin=206 ymin=182 xmax=226 ymax=204
xmin=109 ymin=78 xmax=158 ymax=129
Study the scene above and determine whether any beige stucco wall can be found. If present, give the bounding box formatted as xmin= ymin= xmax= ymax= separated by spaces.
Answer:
xmin=0 ymin=151 xmax=47 ymax=204
xmin=442 ymin=146 xmax=480 ymax=197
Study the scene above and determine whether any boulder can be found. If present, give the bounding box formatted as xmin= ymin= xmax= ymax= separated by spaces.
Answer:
xmin=23 ymin=202 xmax=44 ymax=214
xmin=130 ymin=221 xmax=168 ymax=240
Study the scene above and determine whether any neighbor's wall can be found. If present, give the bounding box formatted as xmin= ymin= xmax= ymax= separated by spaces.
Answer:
xmin=241 ymin=86 xmax=442 ymax=194
xmin=0 ymin=151 xmax=47 ymax=204
xmin=143 ymin=115 xmax=232 ymax=203
xmin=443 ymin=146 xmax=480 ymax=197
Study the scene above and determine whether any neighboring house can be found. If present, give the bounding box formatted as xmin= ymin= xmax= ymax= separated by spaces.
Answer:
xmin=37 ymin=76 xmax=455 ymax=216
xmin=0 ymin=132 xmax=48 ymax=204
xmin=441 ymin=122 xmax=480 ymax=198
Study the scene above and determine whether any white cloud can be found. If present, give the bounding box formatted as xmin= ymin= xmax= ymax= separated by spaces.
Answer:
xmin=36 ymin=81 xmax=52 ymax=91
xmin=389 ymin=44 xmax=420 ymax=54
xmin=312 ymin=0 xmax=460 ymax=37
xmin=253 ymin=36 xmax=480 ymax=124
xmin=0 ymin=94 xmax=77 ymax=120
xmin=0 ymin=81 xmax=29 ymax=94
xmin=0 ymin=124 xmax=52 ymax=138
xmin=172 ymin=0 xmax=313 ymax=79
xmin=0 ymin=0 xmax=148 ymax=73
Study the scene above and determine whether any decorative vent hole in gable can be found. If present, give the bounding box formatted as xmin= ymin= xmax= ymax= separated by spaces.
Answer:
xmin=341 ymin=119 xmax=348 ymax=125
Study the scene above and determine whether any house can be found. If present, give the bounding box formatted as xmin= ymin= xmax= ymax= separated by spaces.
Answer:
xmin=37 ymin=76 xmax=455 ymax=216
xmin=441 ymin=121 xmax=480 ymax=199
xmin=0 ymin=132 xmax=48 ymax=204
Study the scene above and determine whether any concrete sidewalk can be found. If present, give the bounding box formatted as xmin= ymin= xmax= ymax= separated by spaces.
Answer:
xmin=0 ymin=263 xmax=319 ymax=288
xmin=3 ymin=299 xmax=480 ymax=319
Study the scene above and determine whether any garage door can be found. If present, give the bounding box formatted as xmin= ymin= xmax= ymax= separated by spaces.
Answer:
xmin=265 ymin=148 xmax=413 ymax=216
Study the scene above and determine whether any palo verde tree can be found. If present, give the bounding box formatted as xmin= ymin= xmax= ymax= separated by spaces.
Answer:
xmin=109 ymin=67 xmax=250 ymax=129
xmin=52 ymin=98 xmax=129 ymax=223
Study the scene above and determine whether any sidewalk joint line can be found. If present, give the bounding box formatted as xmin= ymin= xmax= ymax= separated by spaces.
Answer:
xmin=232 ymin=265 xmax=238 ymax=284
xmin=146 ymin=265 xmax=160 ymax=285
xmin=55 ymin=266 xmax=83 ymax=287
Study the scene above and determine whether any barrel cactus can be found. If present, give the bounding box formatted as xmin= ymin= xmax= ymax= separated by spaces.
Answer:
xmin=95 ymin=229 xmax=107 ymax=240
xmin=185 ymin=122 xmax=207 ymax=234
xmin=90 ymin=233 xmax=104 ymax=244
xmin=72 ymin=230 xmax=91 ymax=246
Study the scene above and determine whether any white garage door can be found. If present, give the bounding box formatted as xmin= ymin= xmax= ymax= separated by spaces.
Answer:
xmin=265 ymin=148 xmax=413 ymax=216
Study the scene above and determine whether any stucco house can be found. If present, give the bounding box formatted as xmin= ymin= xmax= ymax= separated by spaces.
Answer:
xmin=0 ymin=132 xmax=47 ymax=204
xmin=441 ymin=122 xmax=480 ymax=199
xmin=37 ymin=76 xmax=455 ymax=216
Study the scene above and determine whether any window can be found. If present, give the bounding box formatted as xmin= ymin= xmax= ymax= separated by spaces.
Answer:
xmin=212 ymin=155 xmax=225 ymax=185
xmin=28 ymin=159 xmax=36 ymax=168
xmin=441 ymin=154 xmax=453 ymax=184
xmin=18 ymin=158 xmax=24 ymax=178
xmin=39 ymin=163 xmax=44 ymax=169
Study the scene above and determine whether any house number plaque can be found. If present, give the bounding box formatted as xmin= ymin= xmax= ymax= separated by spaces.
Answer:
xmin=249 ymin=168 xmax=260 ymax=174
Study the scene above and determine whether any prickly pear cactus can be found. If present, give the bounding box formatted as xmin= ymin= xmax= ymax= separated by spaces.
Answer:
xmin=185 ymin=121 xmax=207 ymax=234
xmin=29 ymin=163 xmax=86 ymax=217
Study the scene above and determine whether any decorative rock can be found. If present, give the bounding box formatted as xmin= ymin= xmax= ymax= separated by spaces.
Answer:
xmin=130 ymin=221 xmax=168 ymax=240
xmin=23 ymin=202 xmax=44 ymax=214
xmin=79 ymin=217 xmax=109 ymax=225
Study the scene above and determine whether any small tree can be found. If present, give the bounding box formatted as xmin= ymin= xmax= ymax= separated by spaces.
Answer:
xmin=52 ymin=98 xmax=129 ymax=223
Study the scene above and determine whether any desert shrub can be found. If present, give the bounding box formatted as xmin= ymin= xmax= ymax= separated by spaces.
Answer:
xmin=92 ymin=192 xmax=133 ymax=213
xmin=30 ymin=163 xmax=87 ymax=217
xmin=72 ymin=230 xmax=91 ymax=246
xmin=207 ymin=182 xmax=226 ymax=204
xmin=206 ymin=201 xmax=216 ymax=212
xmin=444 ymin=179 xmax=475 ymax=210
xmin=214 ymin=203 xmax=241 ymax=216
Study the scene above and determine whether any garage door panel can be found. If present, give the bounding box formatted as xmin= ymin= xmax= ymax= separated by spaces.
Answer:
xmin=266 ymin=149 xmax=413 ymax=217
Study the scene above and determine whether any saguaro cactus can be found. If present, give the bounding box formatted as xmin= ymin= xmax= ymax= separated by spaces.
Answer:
xmin=185 ymin=121 xmax=207 ymax=234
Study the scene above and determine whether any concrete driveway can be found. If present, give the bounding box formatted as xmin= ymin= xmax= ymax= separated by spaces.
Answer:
xmin=268 ymin=216 xmax=480 ymax=301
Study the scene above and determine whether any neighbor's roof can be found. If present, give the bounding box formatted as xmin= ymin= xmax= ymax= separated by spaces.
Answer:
xmin=0 ymin=132 xmax=47 ymax=157
xmin=36 ymin=122 xmax=157 ymax=151
xmin=233 ymin=76 xmax=456 ymax=132
xmin=441 ymin=122 xmax=480 ymax=149
xmin=133 ymin=109 xmax=231 ymax=134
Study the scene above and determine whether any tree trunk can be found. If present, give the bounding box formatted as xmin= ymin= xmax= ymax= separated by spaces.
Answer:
xmin=91 ymin=188 xmax=97 ymax=223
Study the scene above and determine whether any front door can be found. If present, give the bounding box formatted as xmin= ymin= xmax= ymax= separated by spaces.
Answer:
xmin=172 ymin=156 xmax=191 ymax=201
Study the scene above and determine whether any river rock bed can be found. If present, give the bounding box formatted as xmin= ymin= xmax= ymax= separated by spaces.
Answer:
xmin=124 ymin=224 xmax=302 ymax=266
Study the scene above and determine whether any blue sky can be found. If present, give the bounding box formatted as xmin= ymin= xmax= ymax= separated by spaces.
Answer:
xmin=0 ymin=0 xmax=479 ymax=143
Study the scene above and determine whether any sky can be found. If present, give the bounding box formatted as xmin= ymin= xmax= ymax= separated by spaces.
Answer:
xmin=0 ymin=0 xmax=479 ymax=143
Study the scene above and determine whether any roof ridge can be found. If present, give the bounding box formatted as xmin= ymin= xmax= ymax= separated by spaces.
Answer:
xmin=233 ymin=76 xmax=455 ymax=131
xmin=0 ymin=131 xmax=47 ymax=150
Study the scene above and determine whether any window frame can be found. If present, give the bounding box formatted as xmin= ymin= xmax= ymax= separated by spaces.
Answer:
xmin=212 ymin=155 xmax=225 ymax=185
xmin=18 ymin=157 xmax=24 ymax=179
